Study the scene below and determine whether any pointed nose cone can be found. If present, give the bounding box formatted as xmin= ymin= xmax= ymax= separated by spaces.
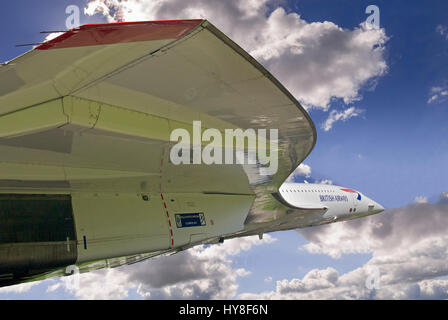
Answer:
xmin=369 ymin=200 xmax=385 ymax=214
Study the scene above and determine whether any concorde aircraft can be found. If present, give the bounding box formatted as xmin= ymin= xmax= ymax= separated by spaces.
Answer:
xmin=0 ymin=20 xmax=384 ymax=287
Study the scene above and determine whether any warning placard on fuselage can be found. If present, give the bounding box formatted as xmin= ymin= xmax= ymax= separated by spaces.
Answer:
xmin=175 ymin=212 xmax=206 ymax=228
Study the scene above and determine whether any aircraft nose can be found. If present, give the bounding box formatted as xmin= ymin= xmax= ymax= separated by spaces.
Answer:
xmin=368 ymin=199 xmax=385 ymax=214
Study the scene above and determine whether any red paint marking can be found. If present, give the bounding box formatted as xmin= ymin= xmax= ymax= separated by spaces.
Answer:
xmin=36 ymin=19 xmax=203 ymax=50
xmin=340 ymin=188 xmax=357 ymax=193
xmin=161 ymin=191 xmax=175 ymax=248
xmin=210 ymin=219 xmax=214 ymax=226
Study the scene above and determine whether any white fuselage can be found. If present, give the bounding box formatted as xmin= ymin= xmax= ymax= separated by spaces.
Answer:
xmin=279 ymin=183 xmax=384 ymax=222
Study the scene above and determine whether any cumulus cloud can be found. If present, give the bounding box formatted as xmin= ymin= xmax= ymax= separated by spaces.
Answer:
xmin=285 ymin=163 xmax=312 ymax=182
xmin=45 ymin=235 xmax=275 ymax=300
xmin=277 ymin=267 xmax=339 ymax=294
xmin=286 ymin=164 xmax=334 ymax=185
xmin=84 ymin=0 xmax=388 ymax=111
xmin=300 ymin=194 xmax=448 ymax=259
xmin=240 ymin=193 xmax=448 ymax=299
xmin=294 ymin=163 xmax=312 ymax=177
xmin=0 ymin=281 xmax=39 ymax=294
xmin=129 ymin=236 xmax=272 ymax=299
xmin=322 ymin=106 xmax=364 ymax=131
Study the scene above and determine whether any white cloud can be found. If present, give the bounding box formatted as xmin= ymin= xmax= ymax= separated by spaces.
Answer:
xmin=46 ymin=282 xmax=62 ymax=293
xmin=241 ymin=267 xmax=448 ymax=300
xmin=277 ymin=267 xmax=339 ymax=294
xmin=427 ymin=95 xmax=438 ymax=104
xmin=240 ymin=193 xmax=448 ymax=299
xmin=66 ymin=268 xmax=131 ymax=299
xmin=84 ymin=0 xmax=388 ymax=111
xmin=427 ymin=85 xmax=448 ymax=104
xmin=317 ymin=179 xmax=333 ymax=185
xmin=128 ymin=235 xmax=275 ymax=299
xmin=0 ymin=281 xmax=39 ymax=294
xmin=414 ymin=196 xmax=428 ymax=204
xmin=294 ymin=163 xmax=312 ymax=178
xmin=285 ymin=163 xmax=312 ymax=182
xmin=322 ymin=107 xmax=364 ymax=131
xmin=436 ymin=24 xmax=448 ymax=40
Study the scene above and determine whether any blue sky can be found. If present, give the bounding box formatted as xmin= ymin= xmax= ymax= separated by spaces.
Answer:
xmin=292 ymin=0 xmax=448 ymax=209
xmin=1 ymin=0 xmax=448 ymax=299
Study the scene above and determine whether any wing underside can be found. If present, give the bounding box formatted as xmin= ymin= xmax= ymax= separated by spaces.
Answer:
xmin=0 ymin=19 xmax=315 ymax=195
xmin=0 ymin=20 xmax=316 ymax=286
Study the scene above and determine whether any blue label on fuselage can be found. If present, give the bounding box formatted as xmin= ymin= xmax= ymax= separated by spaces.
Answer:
xmin=175 ymin=212 xmax=206 ymax=228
